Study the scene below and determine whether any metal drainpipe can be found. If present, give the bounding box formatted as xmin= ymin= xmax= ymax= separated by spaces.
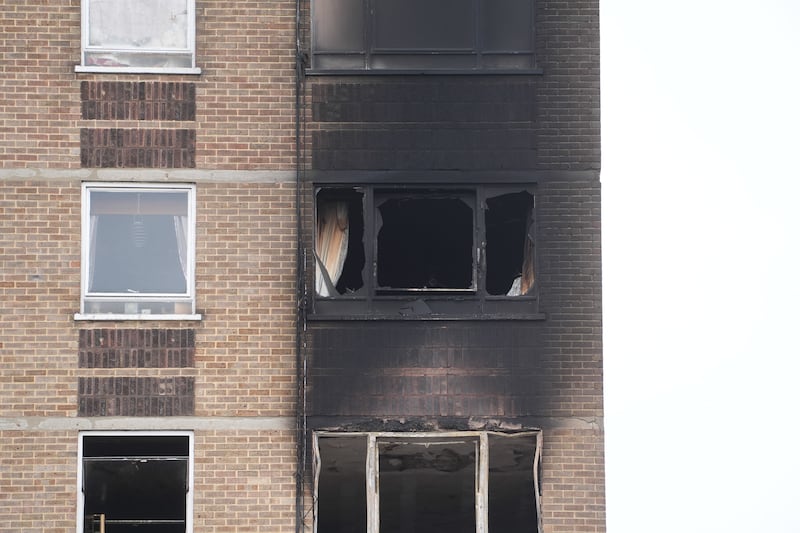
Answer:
xmin=293 ymin=0 xmax=308 ymax=532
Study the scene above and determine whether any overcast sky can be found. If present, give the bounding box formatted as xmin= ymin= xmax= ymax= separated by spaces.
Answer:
xmin=601 ymin=0 xmax=800 ymax=531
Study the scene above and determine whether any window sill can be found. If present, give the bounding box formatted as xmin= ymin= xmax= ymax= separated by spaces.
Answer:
xmin=74 ymin=313 xmax=202 ymax=321
xmin=75 ymin=66 xmax=202 ymax=75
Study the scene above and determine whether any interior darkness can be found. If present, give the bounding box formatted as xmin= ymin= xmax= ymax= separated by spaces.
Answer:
xmin=376 ymin=196 xmax=473 ymax=291
xmin=90 ymin=215 xmax=186 ymax=294
xmin=318 ymin=435 xmax=368 ymax=533
xmin=378 ymin=439 xmax=477 ymax=533
xmin=82 ymin=436 xmax=188 ymax=533
xmin=485 ymin=191 xmax=534 ymax=295
xmin=487 ymin=434 xmax=538 ymax=533
xmin=317 ymin=188 xmax=366 ymax=295
xmin=83 ymin=435 xmax=189 ymax=457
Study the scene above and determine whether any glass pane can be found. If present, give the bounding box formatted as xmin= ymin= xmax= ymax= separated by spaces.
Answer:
xmin=482 ymin=0 xmax=533 ymax=51
xmin=314 ymin=0 xmax=364 ymax=52
xmin=84 ymin=51 xmax=193 ymax=69
xmin=369 ymin=54 xmax=477 ymax=70
xmin=373 ymin=0 xmax=474 ymax=50
xmin=88 ymin=0 xmax=189 ymax=50
xmin=88 ymin=190 xmax=188 ymax=296
xmin=378 ymin=438 xmax=477 ymax=533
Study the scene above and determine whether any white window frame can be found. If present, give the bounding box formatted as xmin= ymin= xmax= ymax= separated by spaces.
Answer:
xmin=76 ymin=0 xmax=201 ymax=74
xmin=76 ymin=430 xmax=194 ymax=533
xmin=76 ymin=182 xmax=201 ymax=321
xmin=312 ymin=430 xmax=543 ymax=533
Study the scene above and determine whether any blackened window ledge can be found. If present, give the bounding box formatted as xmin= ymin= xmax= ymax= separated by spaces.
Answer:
xmin=304 ymin=68 xmax=543 ymax=76
xmin=306 ymin=312 xmax=546 ymax=322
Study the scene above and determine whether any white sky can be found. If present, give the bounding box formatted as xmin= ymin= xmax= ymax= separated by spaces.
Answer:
xmin=601 ymin=0 xmax=800 ymax=531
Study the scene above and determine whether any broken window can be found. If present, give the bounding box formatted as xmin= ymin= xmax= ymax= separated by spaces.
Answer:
xmin=315 ymin=188 xmax=366 ymax=296
xmin=376 ymin=191 xmax=475 ymax=293
xmin=78 ymin=431 xmax=193 ymax=533
xmin=313 ymin=431 xmax=542 ymax=533
xmin=314 ymin=185 xmax=536 ymax=313
xmin=485 ymin=191 xmax=535 ymax=296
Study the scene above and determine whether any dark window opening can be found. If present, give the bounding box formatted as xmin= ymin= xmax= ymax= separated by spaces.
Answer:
xmin=314 ymin=432 xmax=542 ymax=533
xmin=488 ymin=434 xmax=539 ymax=533
xmin=376 ymin=194 xmax=474 ymax=293
xmin=485 ymin=191 xmax=535 ymax=296
xmin=81 ymin=433 xmax=191 ymax=533
xmin=378 ymin=437 xmax=477 ymax=533
xmin=316 ymin=188 xmax=366 ymax=296
xmin=313 ymin=185 xmax=538 ymax=316
xmin=317 ymin=435 xmax=368 ymax=533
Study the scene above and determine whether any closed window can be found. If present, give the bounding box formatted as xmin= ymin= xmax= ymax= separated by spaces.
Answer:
xmin=80 ymin=183 xmax=197 ymax=318
xmin=314 ymin=431 xmax=542 ymax=533
xmin=311 ymin=0 xmax=535 ymax=71
xmin=78 ymin=431 xmax=193 ymax=533
xmin=77 ymin=0 xmax=200 ymax=74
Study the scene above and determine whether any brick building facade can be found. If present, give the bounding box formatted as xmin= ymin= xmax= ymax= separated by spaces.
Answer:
xmin=0 ymin=1 xmax=602 ymax=532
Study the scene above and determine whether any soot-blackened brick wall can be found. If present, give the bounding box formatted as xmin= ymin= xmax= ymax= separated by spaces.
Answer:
xmin=311 ymin=78 xmax=538 ymax=171
xmin=309 ymin=322 xmax=554 ymax=417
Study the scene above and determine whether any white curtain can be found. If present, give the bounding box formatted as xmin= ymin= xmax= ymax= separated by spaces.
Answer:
xmin=315 ymin=201 xmax=349 ymax=296
xmin=88 ymin=215 xmax=99 ymax=292
xmin=173 ymin=215 xmax=189 ymax=286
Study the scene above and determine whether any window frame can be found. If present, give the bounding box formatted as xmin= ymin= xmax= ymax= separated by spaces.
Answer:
xmin=76 ymin=0 xmax=201 ymax=75
xmin=312 ymin=430 xmax=543 ymax=533
xmin=310 ymin=0 xmax=538 ymax=73
xmin=76 ymin=182 xmax=200 ymax=321
xmin=76 ymin=430 xmax=195 ymax=533
xmin=312 ymin=184 xmax=541 ymax=319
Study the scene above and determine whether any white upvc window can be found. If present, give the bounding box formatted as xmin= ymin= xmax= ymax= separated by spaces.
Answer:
xmin=77 ymin=431 xmax=194 ymax=533
xmin=77 ymin=183 xmax=200 ymax=320
xmin=76 ymin=0 xmax=201 ymax=74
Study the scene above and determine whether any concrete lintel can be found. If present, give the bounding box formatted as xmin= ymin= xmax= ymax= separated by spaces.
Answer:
xmin=0 ymin=168 xmax=296 ymax=184
xmin=0 ymin=416 xmax=295 ymax=432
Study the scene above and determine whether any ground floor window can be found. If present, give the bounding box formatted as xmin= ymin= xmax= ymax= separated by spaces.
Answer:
xmin=78 ymin=431 xmax=193 ymax=533
xmin=313 ymin=431 xmax=542 ymax=533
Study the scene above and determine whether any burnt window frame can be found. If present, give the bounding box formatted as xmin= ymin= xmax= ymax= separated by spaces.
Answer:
xmin=312 ymin=430 xmax=543 ymax=533
xmin=312 ymin=184 xmax=540 ymax=319
xmin=310 ymin=0 xmax=538 ymax=73
xmin=77 ymin=430 xmax=194 ymax=533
